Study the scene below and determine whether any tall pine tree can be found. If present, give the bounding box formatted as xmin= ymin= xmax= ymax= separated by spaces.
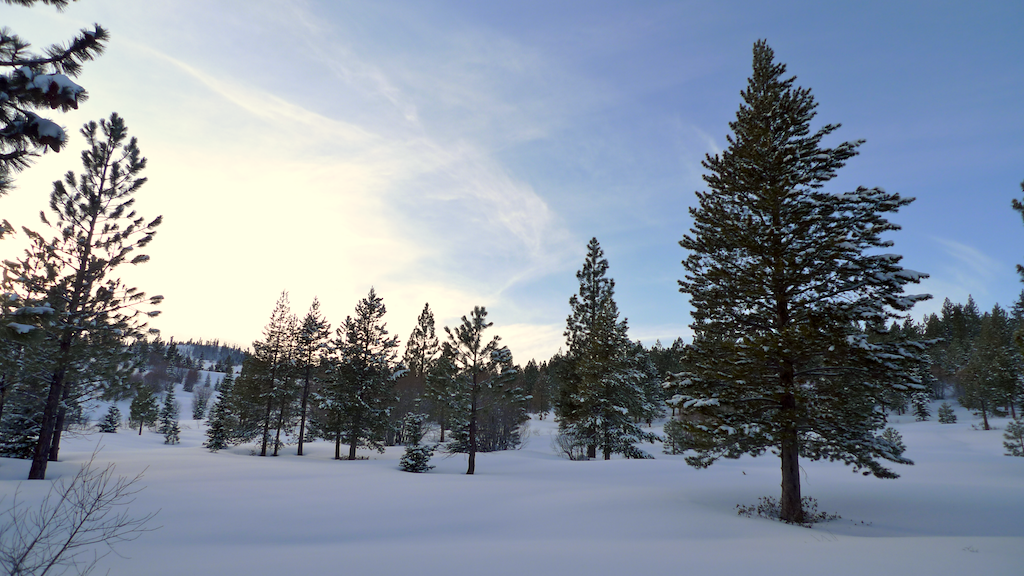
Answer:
xmin=4 ymin=113 xmax=161 ymax=479
xmin=556 ymin=238 xmax=658 ymax=460
xmin=294 ymin=297 xmax=331 ymax=456
xmin=677 ymin=41 xmax=930 ymax=523
xmin=443 ymin=306 xmax=517 ymax=474
xmin=321 ymin=288 xmax=399 ymax=460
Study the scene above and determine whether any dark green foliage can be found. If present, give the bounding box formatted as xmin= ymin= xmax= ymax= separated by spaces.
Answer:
xmin=247 ymin=292 xmax=298 ymax=457
xmin=959 ymin=305 xmax=1019 ymax=429
xmin=158 ymin=387 xmax=180 ymax=444
xmin=204 ymin=372 xmax=254 ymax=451
xmin=399 ymin=412 xmax=435 ymax=473
xmin=98 ymin=405 xmax=120 ymax=433
xmin=404 ymin=303 xmax=440 ymax=379
xmin=912 ymin=392 xmax=931 ymax=422
xmin=937 ymin=402 xmax=957 ymax=424
xmin=442 ymin=306 xmax=520 ymax=474
xmin=316 ymin=288 xmax=399 ymax=460
xmin=0 ymin=1 xmax=107 ymax=191
xmin=880 ymin=428 xmax=906 ymax=458
xmin=556 ymin=238 xmax=659 ymax=460
xmin=191 ymin=385 xmax=212 ymax=420
xmin=676 ymin=41 xmax=929 ymax=523
xmin=1003 ymin=418 xmax=1024 ymax=457
xmin=295 ymin=297 xmax=331 ymax=456
xmin=129 ymin=384 xmax=159 ymax=435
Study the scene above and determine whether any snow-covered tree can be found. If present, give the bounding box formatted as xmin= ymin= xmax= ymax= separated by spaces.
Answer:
xmin=98 ymin=404 xmax=120 ymax=433
xmin=398 ymin=412 xmax=434 ymax=473
xmin=443 ymin=306 xmax=517 ymax=474
xmin=676 ymin=41 xmax=930 ymax=523
xmin=556 ymin=238 xmax=658 ymax=460
xmin=294 ymin=297 xmax=330 ymax=456
xmin=129 ymin=384 xmax=158 ymax=435
xmin=318 ymin=288 xmax=399 ymax=460
xmin=158 ymin=387 xmax=180 ymax=445
xmin=191 ymin=385 xmax=212 ymax=420
xmin=0 ymin=0 xmax=108 ymax=193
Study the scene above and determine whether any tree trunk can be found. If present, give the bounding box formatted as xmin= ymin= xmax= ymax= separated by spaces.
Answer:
xmin=347 ymin=417 xmax=359 ymax=460
xmin=297 ymin=373 xmax=311 ymax=456
xmin=272 ymin=401 xmax=285 ymax=457
xmin=260 ymin=396 xmax=273 ymax=456
xmin=586 ymin=444 xmax=596 ymax=459
xmin=28 ymin=356 xmax=70 ymax=479
xmin=138 ymin=419 xmax=144 ymax=435
xmin=49 ymin=384 xmax=73 ymax=461
xmin=981 ymin=398 xmax=990 ymax=430
xmin=467 ymin=373 xmax=478 ymax=475
xmin=779 ymin=428 xmax=803 ymax=523
xmin=334 ymin=431 xmax=342 ymax=460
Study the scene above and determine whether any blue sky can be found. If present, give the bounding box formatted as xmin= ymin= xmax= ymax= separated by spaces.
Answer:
xmin=5 ymin=0 xmax=1023 ymax=362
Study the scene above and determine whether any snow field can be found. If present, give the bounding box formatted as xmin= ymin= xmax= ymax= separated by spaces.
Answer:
xmin=1 ymin=396 xmax=1021 ymax=576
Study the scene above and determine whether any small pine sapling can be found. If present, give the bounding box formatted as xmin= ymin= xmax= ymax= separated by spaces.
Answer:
xmin=98 ymin=405 xmax=121 ymax=433
xmin=399 ymin=413 xmax=435 ymax=473
xmin=192 ymin=386 xmax=212 ymax=420
xmin=880 ymin=427 xmax=906 ymax=458
xmin=1003 ymin=419 xmax=1024 ymax=457
xmin=937 ymin=402 xmax=957 ymax=424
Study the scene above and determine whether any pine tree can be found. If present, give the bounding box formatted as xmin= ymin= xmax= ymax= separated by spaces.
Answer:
xmin=676 ymin=41 xmax=930 ymax=523
xmin=1003 ymin=418 xmax=1024 ymax=457
xmin=937 ymin=402 xmax=957 ymax=424
xmin=0 ymin=1 xmax=108 ymax=193
xmin=129 ymin=384 xmax=159 ymax=435
xmin=443 ymin=306 xmax=517 ymax=474
xmin=422 ymin=351 xmax=458 ymax=442
xmin=556 ymin=238 xmax=658 ymax=460
xmin=2 ymin=113 xmax=161 ymax=480
xmin=911 ymin=392 xmax=931 ymax=422
xmin=294 ymin=297 xmax=331 ymax=456
xmin=959 ymin=305 xmax=1019 ymax=428
xmin=204 ymin=371 xmax=246 ymax=451
xmin=321 ymin=288 xmax=400 ymax=460
xmin=404 ymin=303 xmax=440 ymax=379
xmin=158 ymin=387 xmax=180 ymax=445
xmin=398 ymin=412 xmax=435 ymax=473
xmin=98 ymin=404 xmax=120 ymax=433
xmin=248 ymin=292 xmax=298 ymax=456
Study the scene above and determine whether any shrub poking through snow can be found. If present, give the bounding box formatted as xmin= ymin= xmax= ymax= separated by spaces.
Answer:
xmin=736 ymin=496 xmax=840 ymax=526
xmin=399 ymin=413 xmax=435 ymax=473
xmin=912 ymin=392 xmax=931 ymax=421
xmin=937 ymin=402 xmax=957 ymax=424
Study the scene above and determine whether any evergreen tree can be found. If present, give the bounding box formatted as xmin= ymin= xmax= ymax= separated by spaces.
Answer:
xmin=937 ymin=402 xmax=957 ymax=424
xmin=556 ymin=238 xmax=658 ymax=460
xmin=204 ymin=371 xmax=252 ymax=451
xmin=443 ymin=306 xmax=517 ymax=474
xmin=129 ymin=384 xmax=159 ymax=435
xmin=2 ymin=113 xmax=161 ymax=479
xmin=320 ymin=288 xmax=399 ymax=460
xmin=98 ymin=404 xmax=120 ymax=433
xmin=294 ymin=297 xmax=330 ymax=456
xmin=248 ymin=292 xmax=298 ymax=456
xmin=191 ymin=385 xmax=212 ymax=420
xmin=911 ymin=392 xmax=931 ymax=422
xmin=398 ymin=412 xmax=435 ymax=473
xmin=158 ymin=387 xmax=180 ymax=445
xmin=404 ymin=303 xmax=440 ymax=379
xmin=959 ymin=305 xmax=1019 ymax=428
xmin=0 ymin=0 xmax=108 ymax=193
xmin=422 ymin=351 xmax=458 ymax=442
xmin=1003 ymin=418 xmax=1024 ymax=457
xmin=676 ymin=41 xmax=929 ymax=523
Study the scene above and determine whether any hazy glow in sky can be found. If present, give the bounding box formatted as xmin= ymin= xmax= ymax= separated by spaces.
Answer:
xmin=5 ymin=1 xmax=1023 ymax=362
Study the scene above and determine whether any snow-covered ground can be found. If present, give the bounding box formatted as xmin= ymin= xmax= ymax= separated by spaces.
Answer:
xmin=2 ymin=395 xmax=1021 ymax=576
